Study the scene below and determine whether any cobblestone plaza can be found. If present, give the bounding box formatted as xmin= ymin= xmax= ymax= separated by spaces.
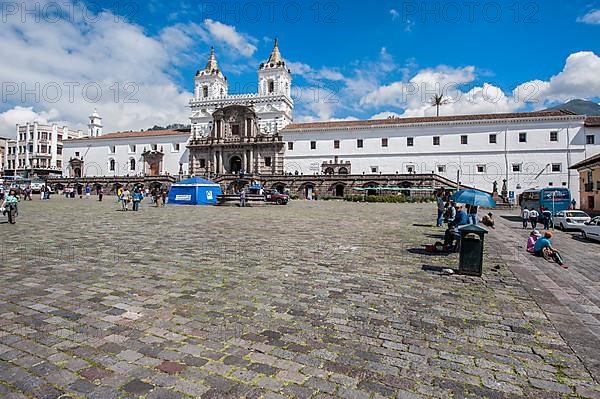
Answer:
xmin=0 ymin=198 xmax=599 ymax=398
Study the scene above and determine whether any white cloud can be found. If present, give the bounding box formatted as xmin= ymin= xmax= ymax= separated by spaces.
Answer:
xmin=390 ymin=9 xmax=399 ymax=21
xmin=359 ymin=51 xmax=600 ymax=117
xmin=0 ymin=1 xmax=258 ymax=138
xmin=577 ymin=9 xmax=600 ymax=24
xmin=516 ymin=51 xmax=600 ymax=106
xmin=370 ymin=111 xmax=402 ymax=120
xmin=0 ymin=107 xmax=63 ymax=137
xmin=204 ymin=19 xmax=257 ymax=57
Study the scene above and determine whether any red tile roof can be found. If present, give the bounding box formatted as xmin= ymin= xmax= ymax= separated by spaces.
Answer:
xmin=284 ymin=110 xmax=580 ymax=131
xmin=585 ymin=116 xmax=600 ymax=127
xmin=65 ymin=129 xmax=189 ymax=141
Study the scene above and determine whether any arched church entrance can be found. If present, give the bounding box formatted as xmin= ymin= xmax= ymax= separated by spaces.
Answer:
xmin=229 ymin=156 xmax=242 ymax=174
xmin=335 ymin=184 xmax=345 ymax=197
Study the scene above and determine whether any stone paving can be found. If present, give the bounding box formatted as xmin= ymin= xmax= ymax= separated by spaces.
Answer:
xmin=0 ymin=197 xmax=599 ymax=399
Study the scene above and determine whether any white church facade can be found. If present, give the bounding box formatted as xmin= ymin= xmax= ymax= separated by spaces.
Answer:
xmin=189 ymin=40 xmax=293 ymax=138
xmin=54 ymin=39 xmax=600 ymax=202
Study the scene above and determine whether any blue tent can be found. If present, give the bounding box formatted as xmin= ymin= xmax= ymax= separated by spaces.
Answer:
xmin=167 ymin=177 xmax=222 ymax=205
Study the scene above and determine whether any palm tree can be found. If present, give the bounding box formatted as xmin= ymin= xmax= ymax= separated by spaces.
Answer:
xmin=429 ymin=93 xmax=449 ymax=116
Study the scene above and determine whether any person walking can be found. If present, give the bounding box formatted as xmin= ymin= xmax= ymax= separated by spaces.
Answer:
xmin=2 ymin=189 xmax=19 ymax=224
xmin=240 ymin=189 xmax=246 ymax=207
xmin=85 ymin=184 xmax=91 ymax=198
xmin=151 ymin=188 xmax=159 ymax=207
xmin=529 ymin=208 xmax=539 ymax=229
xmin=132 ymin=188 xmax=142 ymax=211
xmin=98 ymin=187 xmax=104 ymax=202
xmin=436 ymin=192 xmax=445 ymax=227
xmin=161 ymin=189 xmax=168 ymax=206
xmin=542 ymin=208 xmax=552 ymax=230
xmin=23 ymin=186 xmax=32 ymax=201
xmin=521 ymin=207 xmax=530 ymax=229
xmin=121 ymin=188 xmax=131 ymax=211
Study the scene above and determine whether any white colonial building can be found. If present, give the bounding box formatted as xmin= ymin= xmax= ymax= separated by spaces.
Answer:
xmin=282 ymin=111 xmax=600 ymax=200
xmin=4 ymin=122 xmax=86 ymax=176
xmin=62 ymin=110 xmax=190 ymax=178
xmin=190 ymin=39 xmax=293 ymax=138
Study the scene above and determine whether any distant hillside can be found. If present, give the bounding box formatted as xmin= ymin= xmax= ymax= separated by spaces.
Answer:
xmin=545 ymin=99 xmax=600 ymax=115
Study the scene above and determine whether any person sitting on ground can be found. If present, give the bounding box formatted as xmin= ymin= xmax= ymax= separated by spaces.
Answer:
xmin=481 ymin=212 xmax=495 ymax=228
xmin=527 ymin=230 xmax=541 ymax=253
xmin=533 ymin=232 xmax=558 ymax=259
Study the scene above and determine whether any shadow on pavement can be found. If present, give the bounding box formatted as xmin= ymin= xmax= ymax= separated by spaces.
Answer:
xmin=571 ymin=235 xmax=600 ymax=244
xmin=408 ymin=247 xmax=452 ymax=257
xmin=500 ymin=215 xmax=522 ymax=223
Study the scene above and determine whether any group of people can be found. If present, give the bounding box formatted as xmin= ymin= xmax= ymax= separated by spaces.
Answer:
xmin=521 ymin=207 xmax=554 ymax=230
xmin=117 ymin=186 xmax=168 ymax=211
xmin=526 ymin=230 xmax=565 ymax=266
xmin=436 ymin=191 xmax=486 ymax=227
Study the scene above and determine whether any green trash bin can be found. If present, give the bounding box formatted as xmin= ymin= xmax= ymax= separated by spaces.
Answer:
xmin=458 ymin=224 xmax=488 ymax=276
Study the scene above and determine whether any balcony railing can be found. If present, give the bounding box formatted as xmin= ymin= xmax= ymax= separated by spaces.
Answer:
xmin=584 ymin=183 xmax=594 ymax=192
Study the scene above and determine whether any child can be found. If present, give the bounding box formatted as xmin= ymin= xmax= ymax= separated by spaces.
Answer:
xmin=527 ymin=230 xmax=541 ymax=253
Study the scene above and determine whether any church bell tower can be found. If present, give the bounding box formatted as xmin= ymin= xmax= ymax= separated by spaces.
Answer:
xmin=194 ymin=47 xmax=228 ymax=100
xmin=88 ymin=108 xmax=102 ymax=137
xmin=258 ymin=38 xmax=292 ymax=98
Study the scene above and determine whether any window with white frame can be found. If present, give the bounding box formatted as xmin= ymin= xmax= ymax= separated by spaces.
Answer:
xmin=550 ymin=131 xmax=558 ymax=142
xmin=519 ymin=132 xmax=527 ymax=143
xmin=433 ymin=136 xmax=440 ymax=146
xmin=512 ymin=163 xmax=522 ymax=172
xmin=109 ymin=145 xmax=116 ymax=154
xmin=172 ymin=143 xmax=180 ymax=152
xmin=406 ymin=165 xmax=415 ymax=173
xmin=586 ymin=135 xmax=595 ymax=145
xmin=129 ymin=144 xmax=136 ymax=153
xmin=370 ymin=166 xmax=379 ymax=173
xmin=407 ymin=137 xmax=414 ymax=147
xmin=437 ymin=165 xmax=446 ymax=173
xmin=477 ymin=164 xmax=486 ymax=173
xmin=489 ymin=134 xmax=497 ymax=144
xmin=151 ymin=144 xmax=158 ymax=151
xmin=461 ymin=135 xmax=468 ymax=145
xmin=551 ymin=163 xmax=561 ymax=172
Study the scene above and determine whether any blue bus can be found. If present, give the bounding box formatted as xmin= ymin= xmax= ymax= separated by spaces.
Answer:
xmin=520 ymin=187 xmax=572 ymax=215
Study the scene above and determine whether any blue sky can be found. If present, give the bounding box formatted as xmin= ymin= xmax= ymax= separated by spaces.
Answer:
xmin=0 ymin=0 xmax=599 ymax=134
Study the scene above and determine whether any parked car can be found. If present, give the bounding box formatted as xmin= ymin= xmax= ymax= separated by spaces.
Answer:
xmin=581 ymin=217 xmax=600 ymax=242
xmin=264 ymin=189 xmax=289 ymax=205
xmin=554 ymin=210 xmax=591 ymax=231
